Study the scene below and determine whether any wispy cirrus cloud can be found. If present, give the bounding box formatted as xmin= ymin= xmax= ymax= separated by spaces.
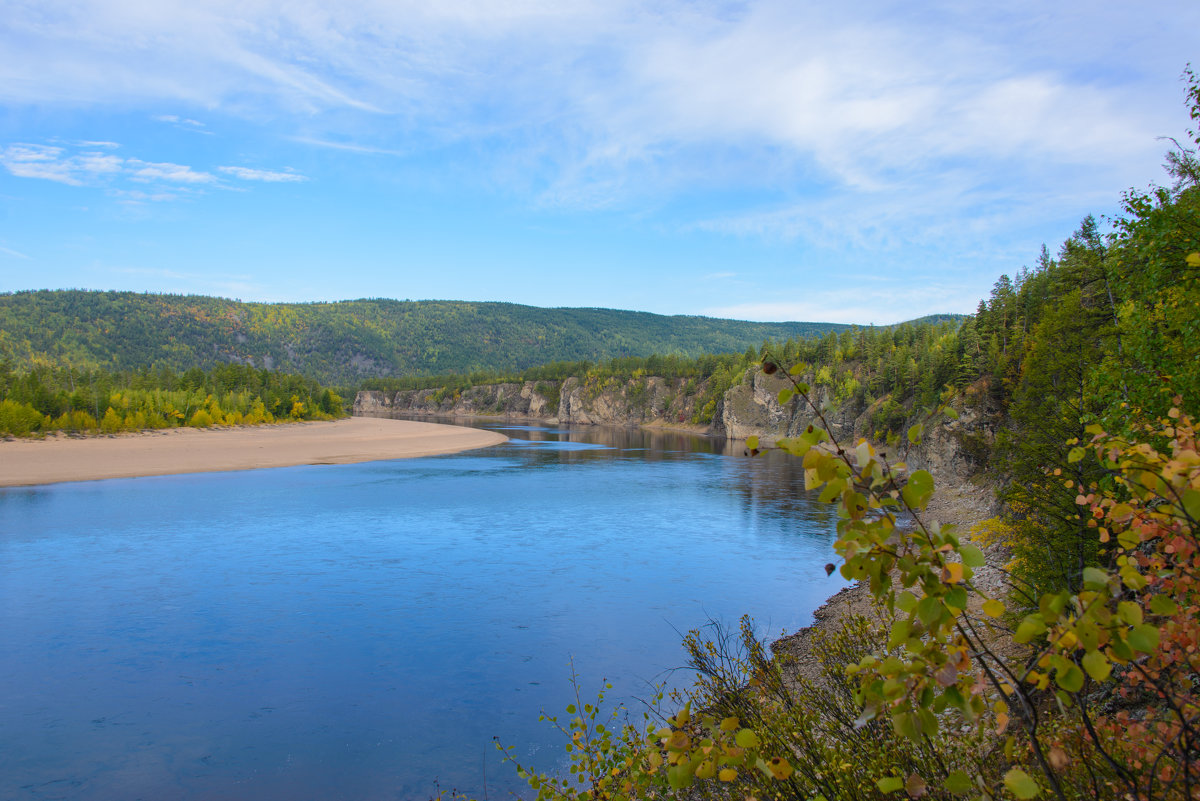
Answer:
xmin=1 ymin=142 xmax=305 ymax=197
xmin=154 ymin=115 xmax=205 ymax=127
xmin=1 ymin=0 xmax=1197 ymax=316
xmin=0 ymin=243 xmax=31 ymax=260
xmin=126 ymin=159 xmax=216 ymax=184
xmin=217 ymin=166 xmax=306 ymax=182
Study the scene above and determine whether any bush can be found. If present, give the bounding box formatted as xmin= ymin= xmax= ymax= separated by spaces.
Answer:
xmin=0 ymin=399 xmax=44 ymax=436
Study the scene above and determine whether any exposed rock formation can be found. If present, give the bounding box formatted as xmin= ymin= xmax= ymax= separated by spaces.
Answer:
xmin=353 ymin=366 xmax=993 ymax=489
xmin=355 ymin=376 xmax=717 ymax=431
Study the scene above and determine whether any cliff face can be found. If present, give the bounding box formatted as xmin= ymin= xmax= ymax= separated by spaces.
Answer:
xmin=356 ymin=381 xmax=553 ymax=418
xmin=353 ymin=367 xmax=993 ymax=488
xmin=719 ymin=369 xmax=860 ymax=441
xmin=717 ymin=366 xmax=995 ymax=490
xmin=354 ymin=376 xmax=717 ymax=431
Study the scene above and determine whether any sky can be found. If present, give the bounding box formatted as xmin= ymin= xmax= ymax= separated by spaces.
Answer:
xmin=1 ymin=1 xmax=1197 ymax=325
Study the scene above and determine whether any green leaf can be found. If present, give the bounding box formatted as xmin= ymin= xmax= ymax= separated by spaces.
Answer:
xmin=1004 ymin=768 xmax=1041 ymax=799
xmin=1056 ymin=663 xmax=1084 ymax=693
xmin=959 ymin=543 xmax=985 ymax=567
xmin=1013 ymin=615 xmax=1046 ymax=644
xmin=895 ymin=591 xmax=919 ymax=613
xmin=907 ymin=423 xmax=924 ymax=445
xmin=1081 ymin=567 xmax=1108 ymax=589
xmin=818 ymin=478 xmax=846 ymax=504
xmin=902 ymin=469 xmax=935 ymax=509
xmin=1128 ymin=624 xmax=1160 ymax=654
xmin=944 ymin=770 xmax=974 ymax=794
xmin=668 ymin=762 xmax=695 ymax=790
xmin=982 ymin=598 xmax=1005 ymax=618
xmin=1150 ymin=595 xmax=1179 ymax=616
xmin=942 ymin=406 xmax=959 ymax=420
xmin=893 ymin=711 xmax=918 ymax=740
xmin=1067 ymin=446 xmax=1087 ymax=463
xmin=745 ymin=436 xmax=759 ymax=451
xmin=917 ymin=596 xmax=943 ymax=626
xmin=1117 ymin=601 xmax=1143 ymax=626
xmin=876 ymin=776 xmax=904 ymax=794
xmin=909 ymin=469 xmax=933 ymax=495
xmin=777 ymin=388 xmax=794 ymax=405
xmin=888 ymin=620 xmax=911 ymax=649
xmin=734 ymin=728 xmax=760 ymax=749
xmin=945 ymin=585 xmax=968 ymax=612
xmin=1182 ymin=489 xmax=1200 ymax=523
xmin=1082 ymin=650 xmax=1112 ymax=681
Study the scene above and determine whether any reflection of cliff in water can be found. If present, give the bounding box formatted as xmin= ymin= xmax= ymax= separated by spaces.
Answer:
xmin=723 ymin=448 xmax=841 ymax=533
xmin=383 ymin=412 xmax=838 ymax=537
xmin=390 ymin=413 xmax=731 ymax=456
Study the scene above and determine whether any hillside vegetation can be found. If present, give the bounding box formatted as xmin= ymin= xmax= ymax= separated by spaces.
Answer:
xmin=500 ymin=70 xmax=1200 ymax=801
xmin=0 ymin=293 xmax=866 ymax=384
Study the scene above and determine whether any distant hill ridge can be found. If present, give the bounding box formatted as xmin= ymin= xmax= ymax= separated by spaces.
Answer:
xmin=0 ymin=289 xmax=958 ymax=384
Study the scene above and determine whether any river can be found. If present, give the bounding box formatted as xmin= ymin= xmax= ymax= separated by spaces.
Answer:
xmin=0 ymin=421 xmax=848 ymax=799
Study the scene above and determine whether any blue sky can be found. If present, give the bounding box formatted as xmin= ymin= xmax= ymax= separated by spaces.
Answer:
xmin=1 ymin=1 xmax=1197 ymax=324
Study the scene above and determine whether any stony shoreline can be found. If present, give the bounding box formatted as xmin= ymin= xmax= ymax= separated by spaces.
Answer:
xmin=772 ymin=468 xmax=1002 ymax=683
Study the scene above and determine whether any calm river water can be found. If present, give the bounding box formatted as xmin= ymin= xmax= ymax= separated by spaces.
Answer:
xmin=0 ymin=421 xmax=848 ymax=800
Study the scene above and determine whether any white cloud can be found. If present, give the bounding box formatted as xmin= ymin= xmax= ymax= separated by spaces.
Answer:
xmin=1 ymin=143 xmax=121 ymax=186
xmin=290 ymin=137 xmax=409 ymax=157
xmin=1 ymin=0 xmax=1196 ymax=259
xmin=112 ymin=189 xmax=182 ymax=203
xmin=0 ymin=243 xmax=31 ymax=259
xmin=126 ymin=159 xmax=216 ymax=184
xmin=218 ymin=165 xmax=307 ymax=182
xmin=2 ymin=141 xmax=305 ymax=196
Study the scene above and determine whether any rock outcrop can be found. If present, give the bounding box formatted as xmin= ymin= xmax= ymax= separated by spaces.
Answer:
xmin=353 ymin=366 xmax=993 ymax=488
xmin=355 ymin=375 xmax=717 ymax=431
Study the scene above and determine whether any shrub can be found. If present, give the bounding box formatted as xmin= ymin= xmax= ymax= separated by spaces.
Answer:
xmin=0 ymin=399 xmax=44 ymax=436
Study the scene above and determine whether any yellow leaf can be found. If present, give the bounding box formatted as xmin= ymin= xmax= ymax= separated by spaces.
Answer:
xmin=765 ymin=757 xmax=794 ymax=780
xmin=1004 ymin=768 xmax=1041 ymax=799
xmin=983 ymin=599 xmax=1005 ymax=618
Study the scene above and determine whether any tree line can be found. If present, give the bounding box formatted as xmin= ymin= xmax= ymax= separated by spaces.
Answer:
xmin=0 ymin=293 xmax=861 ymax=385
xmin=0 ymin=363 xmax=346 ymax=437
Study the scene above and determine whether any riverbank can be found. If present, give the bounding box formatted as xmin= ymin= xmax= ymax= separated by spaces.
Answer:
xmin=0 ymin=417 xmax=508 ymax=487
xmin=772 ymin=469 xmax=1002 ymax=682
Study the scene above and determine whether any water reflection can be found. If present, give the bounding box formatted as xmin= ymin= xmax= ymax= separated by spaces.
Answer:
xmin=0 ymin=418 xmax=848 ymax=801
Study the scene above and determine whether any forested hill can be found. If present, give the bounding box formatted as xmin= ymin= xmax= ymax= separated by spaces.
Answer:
xmin=0 ymin=291 xmax=868 ymax=384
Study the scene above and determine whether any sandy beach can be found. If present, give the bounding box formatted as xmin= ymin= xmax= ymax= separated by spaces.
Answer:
xmin=0 ymin=417 xmax=508 ymax=488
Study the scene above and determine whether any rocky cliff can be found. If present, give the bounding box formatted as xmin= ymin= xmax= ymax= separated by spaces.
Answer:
xmin=354 ymin=367 xmax=993 ymax=487
xmin=354 ymin=375 xmax=719 ymax=431
xmin=717 ymin=366 xmax=995 ymax=489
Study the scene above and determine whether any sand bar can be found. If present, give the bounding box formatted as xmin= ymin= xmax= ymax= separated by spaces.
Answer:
xmin=0 ymin=417 xmax=508 ymax=488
